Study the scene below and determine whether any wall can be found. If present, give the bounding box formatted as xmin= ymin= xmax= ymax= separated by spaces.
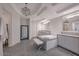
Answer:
xmin=9 ymin=12 xmax=20 ymax=47
xmin=0 ymin=7 xmax=20 ymax=47
xmin=0 ymin=6 xmax=10 ymax=55
xmin=2 ymin=4 xmax=21 ymax=47
xmin=29 ymin=17 xmax=50 ymax=39
xmin=29 ymin=7 xmax=57 ymax=39
xmin=0 ymin=17 xmax=1 ymax=33
xmin=20 ymin=17 xmax=30 ymax=40
xmin=37 ymin=23 xmax=46 ymax=31
xmin=30 ymin=5 xmax=79 ymax=37
xmin=46 ymin=17 xmax=63 ymax=35
xmin=29 ymin=4 xmax=78 ymax=39
xmin=20 ymin=17 xmax=29 ymax=25
xmin=0 ymin=7 xmax=11 ymax=55
xmin=29 ymin=20 xmax=38 ymax=39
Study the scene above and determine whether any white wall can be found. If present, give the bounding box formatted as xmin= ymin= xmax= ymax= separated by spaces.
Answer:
xmin=9 ymin=12 xmax=20 ymax=47
xmin=47 ymin=17 xmax=63 ymax=35
xmin=29 ymin=17 xmax=64 ymax=40
xmin=0 ymin=7 xmax=10 ymax=55
xmin=3 ymin=4 xmax=21 ymax=47
xmin=0 ymin=4 xmax=21 ymax=47
xmin=29 ymin=20 xmax=38 ymax=39
xmin=20 ymin=17 xmax=29 ymax=25
xmin=37 ymin=23 xmax=46 ymax=30
xmin=29 ymin=4 xmax=61 ymax=39
xmin=29 ymin=5 xmax=79 ymax=38
xmin=0 ymin=18 xmax=1 ymax=33
xmin=28 ymin=4 xmax=79 ymax=39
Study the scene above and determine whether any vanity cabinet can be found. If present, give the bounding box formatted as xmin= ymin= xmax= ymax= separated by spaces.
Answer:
xmin=58 ymin=33 xmax=79 ymax=54
xmin=0 ymin=36 xmax=3 ymax=56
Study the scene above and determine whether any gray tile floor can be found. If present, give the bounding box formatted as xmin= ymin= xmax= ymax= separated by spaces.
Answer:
xmin=3 ymin=40 xmax=76 ymax=56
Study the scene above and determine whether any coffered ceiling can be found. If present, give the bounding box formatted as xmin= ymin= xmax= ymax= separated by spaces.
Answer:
xmin=0 ymin=3 xmax=79 ymax=21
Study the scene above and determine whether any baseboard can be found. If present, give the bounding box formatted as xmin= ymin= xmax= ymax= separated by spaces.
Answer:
xmin=8 ymin=41 xmax=20 ymax=47
xmin=58 ymin=45 xmax=79 ymax=56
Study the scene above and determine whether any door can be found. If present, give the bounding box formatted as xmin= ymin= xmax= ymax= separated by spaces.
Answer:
xmin=20 ymin=25 xmax=29 ymax=40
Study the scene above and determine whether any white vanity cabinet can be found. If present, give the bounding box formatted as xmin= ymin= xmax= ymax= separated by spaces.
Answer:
xmin=58 ymin=33 xmax=79 ymax=54
xmin=46 ymin=38 xmax=57 ymax=50
xmin=0 ymin=36 xmax=3 ymax=56
xmin=0 ymin=19 xmax=3 ymax=56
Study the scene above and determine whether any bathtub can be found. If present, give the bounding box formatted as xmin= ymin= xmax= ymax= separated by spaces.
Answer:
xmin=38 ymin=35 xmax=57 ymax=50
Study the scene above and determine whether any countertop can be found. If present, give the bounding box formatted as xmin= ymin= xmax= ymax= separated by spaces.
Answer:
xmin=58 ymin=34 xmax=79 ymax=38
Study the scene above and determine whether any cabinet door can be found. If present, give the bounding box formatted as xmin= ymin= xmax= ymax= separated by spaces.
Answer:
xmin=58 ymin=35 xmax=79 ymax=54
xmin=0 ymin=40 xmax=3 ymax=56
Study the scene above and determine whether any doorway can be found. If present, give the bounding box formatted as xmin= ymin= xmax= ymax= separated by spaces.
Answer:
xmin=20 ymin=25 xmax=29 ymax=40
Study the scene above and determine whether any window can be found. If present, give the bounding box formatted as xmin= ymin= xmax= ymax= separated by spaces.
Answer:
xmin=37 ymin=23 xmax=46 ymax=30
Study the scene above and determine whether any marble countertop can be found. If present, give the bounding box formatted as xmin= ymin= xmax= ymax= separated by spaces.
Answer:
xmin=58 ymin=34 xmax=79 ymax=38
xmin=40 ymin=38 xmax=56 ymax=42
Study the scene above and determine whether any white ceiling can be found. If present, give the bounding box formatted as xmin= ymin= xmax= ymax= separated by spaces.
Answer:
xmin=8 ymin=3 xmax=79 ymax=17
xmin=12 ymin=3 xmax=42 ymax=15
xmin=0 ymin=3 xmax=79 ymax=21
xmin=66 ymin=16 xmax=79 ymax=22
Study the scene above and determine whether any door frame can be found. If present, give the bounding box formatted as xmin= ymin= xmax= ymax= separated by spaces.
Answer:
xmin=20 ymin=25 xmax=29 ymax=40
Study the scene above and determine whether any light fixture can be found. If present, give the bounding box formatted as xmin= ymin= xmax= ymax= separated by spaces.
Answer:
xmin=64 ymin=10 xmax=79 ymax=19
xmin=40 ymin=19 xmax=50 ymax=24
xmin=43 ymin=20 xmax=50 ymax=24
xmin=21 ymin=3 xmax=30 ymax=16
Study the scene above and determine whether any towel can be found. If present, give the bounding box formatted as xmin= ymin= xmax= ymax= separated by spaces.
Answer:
xmin=0 ymin=17 xmax=8 ymax=44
